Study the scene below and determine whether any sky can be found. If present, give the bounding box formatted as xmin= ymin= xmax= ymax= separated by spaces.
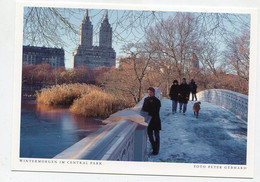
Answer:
xmin=23 ymin=7 xmax=250 ymax=69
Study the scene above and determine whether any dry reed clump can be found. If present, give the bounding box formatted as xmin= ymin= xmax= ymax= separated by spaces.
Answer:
xmin=70 ymin=90 xmax=121 ymax=119
xmin=36 ymin=83 xmax=100 ymax=105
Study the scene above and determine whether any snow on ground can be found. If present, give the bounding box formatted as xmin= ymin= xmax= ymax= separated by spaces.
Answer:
xmin=147 ymin=99 xmax=247 ymax=164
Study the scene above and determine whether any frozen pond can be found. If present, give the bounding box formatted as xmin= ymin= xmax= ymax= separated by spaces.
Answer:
xmin=20 ymin=101 xmax=105 ymax=158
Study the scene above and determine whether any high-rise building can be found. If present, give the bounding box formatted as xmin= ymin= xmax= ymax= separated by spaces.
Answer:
xmin=79 ymin=10 xmax=93 ymax=49
xmin=23 ymin=45 xmax=65 ymax=68
xmin=72 ymin=10 xmax=116 ymax=69
xmin=99 ymin=11 xmax=112 ymax=49
xmin=190 ymin=53 xmax=199 ymax=69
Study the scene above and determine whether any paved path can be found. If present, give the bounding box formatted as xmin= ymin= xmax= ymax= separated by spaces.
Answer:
xmin=147 ymin=99 xmax=247 ymax=164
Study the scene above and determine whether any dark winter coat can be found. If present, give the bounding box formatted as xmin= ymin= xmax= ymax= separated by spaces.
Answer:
xmin=169 ymin=84 xmax=179 ymax=101
xmin=189 ymin=81 xmax=197 ymax=94
xmin=142 ymin=96 xmax=161 ymax=130
xmin=179 ymin=83 xmax=190 ymax=103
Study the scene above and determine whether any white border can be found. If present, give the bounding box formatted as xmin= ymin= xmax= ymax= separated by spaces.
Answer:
xmin=11 ymin=0 xmax=258 ymax=178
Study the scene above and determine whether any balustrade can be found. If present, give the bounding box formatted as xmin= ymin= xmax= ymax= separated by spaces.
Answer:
xmin=197 ymin=89 xmax=248 ymax=122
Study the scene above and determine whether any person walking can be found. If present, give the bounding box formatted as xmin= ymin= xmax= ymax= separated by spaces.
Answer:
xmin=178 ymin=78 xmax=190 ymax=115
xmin=189 ymin=79 xmax=198 ymax=101
xmin=142 ymin=87 xmax=161 ymax=155
xmin=169 ymin=80 xmax=179 ymax=114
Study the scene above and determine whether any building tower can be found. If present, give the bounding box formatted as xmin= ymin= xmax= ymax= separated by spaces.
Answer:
xmin=72 ymin=9 xmax=116 ymax=69
xmin=99 ymin=10 xmax=112 ymax=48
xmin=79 ymin=9 xmax=93 ymax=48
xmin=190 ymin=53 xmax=199 ymax=69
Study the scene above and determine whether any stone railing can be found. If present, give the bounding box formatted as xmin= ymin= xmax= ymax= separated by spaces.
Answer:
xmin=197 ymin=89 xmax=248 ymax=122
xmin=54 ymin=88 xmax=161 ymax=161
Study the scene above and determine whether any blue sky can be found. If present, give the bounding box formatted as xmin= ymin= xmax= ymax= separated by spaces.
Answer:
xmin=23 ymin=7 xmax=250 ymax=69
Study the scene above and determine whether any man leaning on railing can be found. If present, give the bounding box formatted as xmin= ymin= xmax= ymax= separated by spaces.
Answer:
xmin=141 ymin=87 xmax=161 ymax=155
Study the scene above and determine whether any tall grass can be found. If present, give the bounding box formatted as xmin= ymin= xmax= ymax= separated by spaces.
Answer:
xmin=36 ymin=83 xmax=128 ymax=118
xmin=70 ymin=90 xmax=121 ymax=119
xmin=36 ymin=83 xmax=100 ymax=105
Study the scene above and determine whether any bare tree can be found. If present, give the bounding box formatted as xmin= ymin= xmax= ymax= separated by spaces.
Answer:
xmin=197 ymin=40 xmax=220 ymax=77
xmin=143 ymin=12 xmax=202 ymax=96
xmin=24 ymin=7 xmax=80 ymax=47
xmin=224 ymin=28 xmax=250 ymax=82
xmin=120 ymin=43 xmax=155 ymax=102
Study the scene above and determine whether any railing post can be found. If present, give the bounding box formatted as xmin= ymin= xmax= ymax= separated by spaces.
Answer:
xmin=134 ymin=128 xmax=147 ymax=161
xmin=133 ymin=111 xmax=150 ymax=161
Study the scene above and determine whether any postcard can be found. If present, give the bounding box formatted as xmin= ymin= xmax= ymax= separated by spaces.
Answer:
xmin=11 ymin=0 xmax=258 ymax=178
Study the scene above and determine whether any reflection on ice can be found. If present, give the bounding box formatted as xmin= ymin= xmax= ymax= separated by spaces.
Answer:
xmin=20 ymin=101 xmax=105 ymax=158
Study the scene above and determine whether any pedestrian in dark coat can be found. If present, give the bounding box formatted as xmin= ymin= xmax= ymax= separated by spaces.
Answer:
xmin=178 ymin=78 xmax=190 ymax=114
xmin=189 ymin=79 xmax=197 ymax=101
xmin=169 ymin=80 xmax=179 ymax=114
xmin=142 ymin=87 xmax=161 ymax=155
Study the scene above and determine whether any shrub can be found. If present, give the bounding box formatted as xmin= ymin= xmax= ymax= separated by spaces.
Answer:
xmin=36 ymin=83 xmax=100 ymax=105
xmin=70 ymin=90 xmax=121 ymax=119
